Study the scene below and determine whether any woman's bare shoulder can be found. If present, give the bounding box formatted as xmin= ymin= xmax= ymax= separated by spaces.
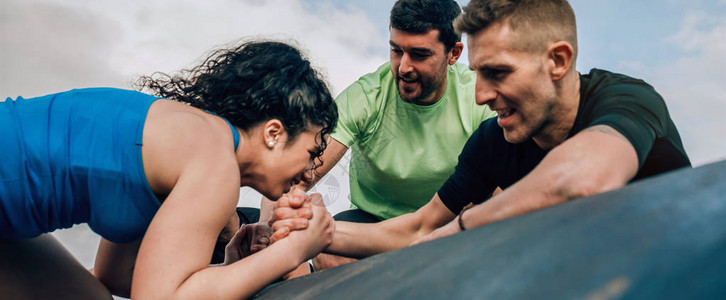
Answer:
xmin=141 ymin=99 xmax=238 ymax=196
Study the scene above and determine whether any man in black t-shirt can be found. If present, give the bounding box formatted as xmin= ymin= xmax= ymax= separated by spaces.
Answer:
xmin=270 ymin=0 xmax=690 ymax=259
xmin=436 ymin=68 xmax=691 ymax=217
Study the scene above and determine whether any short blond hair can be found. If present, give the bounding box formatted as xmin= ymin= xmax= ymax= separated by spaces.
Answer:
xmin=455 ymin=0 xmax=578 ymax=62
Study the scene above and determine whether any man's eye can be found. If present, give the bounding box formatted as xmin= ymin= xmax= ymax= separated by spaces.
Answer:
xmin=483 ymin=69 xmax=509 ymax=80
xmin=410 ymin=53 xmax=430 ymax=60
xmin=391 ymin=48 xmax=403 ymax=54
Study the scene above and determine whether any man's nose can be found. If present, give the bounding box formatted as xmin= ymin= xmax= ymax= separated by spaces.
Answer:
xmin=475 ymin=78 xmax=497 ymax=106
xmin=399 ymin=53 xmax=414 ymax=75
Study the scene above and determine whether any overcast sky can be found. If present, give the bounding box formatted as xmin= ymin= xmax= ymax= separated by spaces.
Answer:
xmin=2 ymin=0 xmax=724 ymax=167
xmin=2 ymin=0 xmax=724 ymax=166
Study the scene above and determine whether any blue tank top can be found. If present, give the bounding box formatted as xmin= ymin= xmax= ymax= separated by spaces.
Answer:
xmin=0 ymin=88 xmax=240 ymax=243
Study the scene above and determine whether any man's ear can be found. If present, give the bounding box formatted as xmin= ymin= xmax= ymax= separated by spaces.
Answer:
xmin=547 ymin=41 xmax=574 ymax=81
xmin=263 ymin=119 xmax=285 ymax=148
xmin=448 ymin=42 xmax=464 ymax=65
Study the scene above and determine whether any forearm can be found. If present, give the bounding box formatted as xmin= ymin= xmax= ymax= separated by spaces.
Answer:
xmin=327 ymin=198 xmax=455 ymax=258
xmin=460 ymin=129 xmax=638 ymax=230
xmin=153 ymin=195 xmax=335 ymax=299
xmin=133 ymin=240 xmax=302 ymax=300
xmin=325 ymin=220 xmax=411 ymax=258
xmin=459 ymin=162 xmax=565 ymax=229
xmin=93 ymin=239 xmax=141 ymax=298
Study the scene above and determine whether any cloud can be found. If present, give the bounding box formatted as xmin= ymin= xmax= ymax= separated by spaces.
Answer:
xmin=0 ymin=1 xmax=124 ymax=97
xmin=1 ymin=0 xmax=388 ymax=98
xmin=649 ymin=10 xmax=726 ymax=165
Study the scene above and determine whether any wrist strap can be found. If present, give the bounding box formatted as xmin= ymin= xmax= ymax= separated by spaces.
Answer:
xmin=308 ymin=260 xmax=316 ymax=273
xmin=458 ymin=203 xmax=474 ymax=231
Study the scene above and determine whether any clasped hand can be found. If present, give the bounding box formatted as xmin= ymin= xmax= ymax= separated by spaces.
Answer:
xmin=223 ymin=221 xmax=272 ymax=265
xmin=224 ymin=188 xmax=333 ymax=265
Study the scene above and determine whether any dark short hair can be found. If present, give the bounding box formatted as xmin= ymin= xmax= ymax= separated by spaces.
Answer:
xmin=390 ymin=0 xmax=462 ymax=51
xmin=136 ymin=40 xmax=337 ymax=163
xmin=456 ymin=0 xmax=577 ymax=60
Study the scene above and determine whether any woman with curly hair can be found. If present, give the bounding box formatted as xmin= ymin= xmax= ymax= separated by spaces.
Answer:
xmin=0 ymin=40 xmax=337 ymax=299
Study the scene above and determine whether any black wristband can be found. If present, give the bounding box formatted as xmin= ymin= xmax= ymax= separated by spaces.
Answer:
xmin=458 ymin=203 xmax=474 ymax=231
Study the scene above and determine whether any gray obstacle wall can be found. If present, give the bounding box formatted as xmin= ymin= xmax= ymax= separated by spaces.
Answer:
xmin=256 ymin=160 xmax=726 ymax=299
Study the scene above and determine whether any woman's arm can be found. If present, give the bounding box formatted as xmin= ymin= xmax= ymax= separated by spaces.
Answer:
xmin=133 ymin=175 xmax=332 ymax=299
xmin=131 ymin=112 xmax=332 ymax=299
xmin=92 ymin=238 xmax=142 ymax=298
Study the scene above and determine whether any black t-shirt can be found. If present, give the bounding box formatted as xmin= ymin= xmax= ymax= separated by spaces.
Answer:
xmin=437 ymin=69 xmax=691 ymax=214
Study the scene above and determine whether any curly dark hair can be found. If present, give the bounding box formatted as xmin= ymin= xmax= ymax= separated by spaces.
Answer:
xmin=136 ymin=40 xmax=338 ymax=167
xmin=390 ymin=0 xmax=462 ymax=51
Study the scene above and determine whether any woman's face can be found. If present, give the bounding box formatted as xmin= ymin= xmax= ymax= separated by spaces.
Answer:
xmin=257 ymin=125 xmax=324 ymax=200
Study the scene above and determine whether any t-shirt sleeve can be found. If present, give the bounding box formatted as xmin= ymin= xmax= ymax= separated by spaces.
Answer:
xmin=585 ymin=83 xmax=669 ymax=167
xmin=330 ymin=82 xmax=373 ymax=147
xmin=437 ymin=122 xmax=498 ymax=214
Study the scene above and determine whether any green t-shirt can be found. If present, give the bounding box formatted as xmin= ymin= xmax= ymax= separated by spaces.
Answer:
xmin=331 ymin=62 xmax=496 ymax=219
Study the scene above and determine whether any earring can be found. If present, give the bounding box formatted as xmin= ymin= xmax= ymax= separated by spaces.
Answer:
xmin=267 ymin=141 xmax=275 ymax=148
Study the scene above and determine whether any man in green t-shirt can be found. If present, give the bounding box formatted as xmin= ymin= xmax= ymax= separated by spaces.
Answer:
xmin=260 ymin=0 xmax=495 ymax=273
